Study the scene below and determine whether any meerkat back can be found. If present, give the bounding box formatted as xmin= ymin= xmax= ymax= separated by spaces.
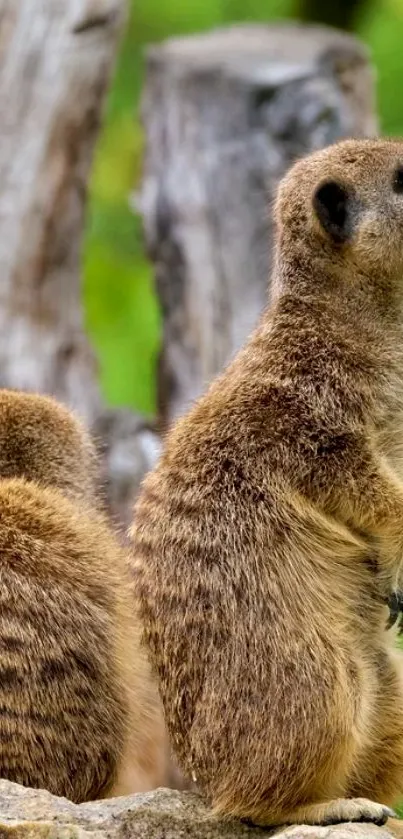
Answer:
xmin=0 ymin=389 xmax=167 ymax=801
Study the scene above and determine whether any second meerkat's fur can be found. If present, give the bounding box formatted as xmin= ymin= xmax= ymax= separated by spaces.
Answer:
xmin=0 ymin=389 xmax=168 ymax=802
xmin=131 ymin=139 xmax=403 ymax=827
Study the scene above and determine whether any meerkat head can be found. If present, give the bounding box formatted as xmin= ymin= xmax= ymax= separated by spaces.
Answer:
xmin=274 ymin=139 xmax=403 ymax=305
xmin=0 ymin=390 xmax=97 ymax=501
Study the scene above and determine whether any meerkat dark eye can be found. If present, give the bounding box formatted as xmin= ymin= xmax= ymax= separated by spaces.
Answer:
xmin=393 ymin=166 xmax=403 ymax=194
xmin=312 ymin=180 xmax=352 ymax=244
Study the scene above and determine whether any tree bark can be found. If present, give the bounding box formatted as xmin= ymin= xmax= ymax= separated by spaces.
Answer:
xmin=139 ymin=23 xmax=378 ymax=428
xmin=0 ymin=0 xmax=157 ymax=526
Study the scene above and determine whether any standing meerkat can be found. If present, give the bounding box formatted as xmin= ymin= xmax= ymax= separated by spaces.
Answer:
xmin=131 ymin=139 xmax=403 ymax=827
xmin=0 ymin=389 xmax=168 ymax=802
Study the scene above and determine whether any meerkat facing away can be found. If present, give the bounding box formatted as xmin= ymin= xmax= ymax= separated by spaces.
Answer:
xmin=131 ymin=139 xmax=403 ymax=827
xmin=0 ymin=389 xmax=168 ymax=801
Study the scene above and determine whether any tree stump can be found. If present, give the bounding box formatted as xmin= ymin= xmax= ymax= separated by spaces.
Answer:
xmin=0 ymin=0 xmax=158 ymax=526
xmin=140 ymin=23 xmax=378 ymax=427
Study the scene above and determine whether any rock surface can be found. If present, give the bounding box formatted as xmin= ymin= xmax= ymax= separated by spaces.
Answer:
xmin=0 ymin=780 xmax=402 ymax=839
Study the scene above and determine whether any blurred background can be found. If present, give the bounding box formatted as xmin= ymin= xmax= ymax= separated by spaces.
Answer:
xmin=83 ymin=0 xmax=403 ymax=419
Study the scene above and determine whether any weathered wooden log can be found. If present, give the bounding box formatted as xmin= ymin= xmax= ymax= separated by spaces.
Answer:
xmin=140 ymin=23 xmax=378 ymax=427
xmin=0 ymin=0 xmax=157 ymax=526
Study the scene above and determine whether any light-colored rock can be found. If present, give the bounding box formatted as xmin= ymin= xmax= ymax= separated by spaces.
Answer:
xmin=0 ymin=781 xmax=401 ymax=839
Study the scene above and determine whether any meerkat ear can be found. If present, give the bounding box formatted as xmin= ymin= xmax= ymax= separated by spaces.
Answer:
xmin=312 ymin=180 xmax=352 ymax=244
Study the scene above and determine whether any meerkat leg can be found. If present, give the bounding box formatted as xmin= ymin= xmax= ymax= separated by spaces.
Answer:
xmin=346 ymin=648 xmax=403 ymax=807
xmin=268 ymin=798 xmax=395 ymax=827
xmin=270 ymin=648 xmax=403 ymax=829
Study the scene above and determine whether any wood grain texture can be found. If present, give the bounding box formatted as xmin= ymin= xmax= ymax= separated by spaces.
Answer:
xmin=140 ymin=23 xmax=378 ymax=426
xmin=0 ymin=0 xmax=158 ymax=525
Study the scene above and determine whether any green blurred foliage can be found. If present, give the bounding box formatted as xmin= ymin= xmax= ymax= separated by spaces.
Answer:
xmin=83 ymin=0 xmax=403 ymax=417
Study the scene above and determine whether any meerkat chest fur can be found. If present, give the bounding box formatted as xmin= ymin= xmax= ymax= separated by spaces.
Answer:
xmin=375 ymin=350 xmax=403 ymax=480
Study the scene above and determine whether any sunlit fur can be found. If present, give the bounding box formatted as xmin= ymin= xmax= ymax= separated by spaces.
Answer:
xmin=0 ymin=389 xmax=168 ymax=802
xmin=131 ymin=139 xmax=403 ymax=827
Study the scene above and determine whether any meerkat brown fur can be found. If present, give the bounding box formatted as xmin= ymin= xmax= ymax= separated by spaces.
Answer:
xmin=131 ymin=139 xmax=403 ymax=827
xmin=0 ymin=389 xmax=167 ymax=802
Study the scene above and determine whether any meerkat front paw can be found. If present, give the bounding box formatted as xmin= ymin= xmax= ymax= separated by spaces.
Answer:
xmin=320 ymin=798 xmax=395 ymax=827
xmin=269 ymin=798 xmax=396 ymax=827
